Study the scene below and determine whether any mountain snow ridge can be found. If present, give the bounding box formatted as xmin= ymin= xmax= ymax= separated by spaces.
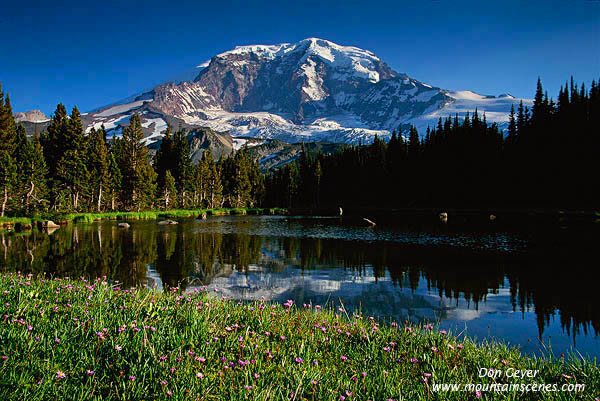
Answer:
xmin=19 ymin=38 xmax=533 ymax=147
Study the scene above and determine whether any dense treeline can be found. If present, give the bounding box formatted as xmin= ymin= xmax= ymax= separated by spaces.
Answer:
xmin=265 ymin=77 xmax=599 ymax=210
xmin=1 ymin=76 xmax=597 ymax=216
xmin=0 ymin=84 xmax=265 ymax=215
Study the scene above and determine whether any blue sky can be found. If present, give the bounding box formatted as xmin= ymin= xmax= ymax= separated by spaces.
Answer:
xmin=1 ymin=0 xmax=598 ymax=115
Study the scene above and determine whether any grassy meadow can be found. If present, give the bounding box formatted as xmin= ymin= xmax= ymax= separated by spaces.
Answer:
xmin=0 ymin=273 xmax=598 ymax=400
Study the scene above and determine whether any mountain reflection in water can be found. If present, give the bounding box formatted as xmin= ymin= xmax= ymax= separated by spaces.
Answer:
xmin=1 ymin=216 xmax=597 ymax=357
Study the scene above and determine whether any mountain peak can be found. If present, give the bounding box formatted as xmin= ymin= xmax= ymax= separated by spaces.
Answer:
xmin=75 ymin=38 xmax=532 ymax=147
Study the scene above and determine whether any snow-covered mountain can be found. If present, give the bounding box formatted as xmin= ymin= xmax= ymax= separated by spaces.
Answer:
xmin=23 ymin=38 xmax=533 ymax=146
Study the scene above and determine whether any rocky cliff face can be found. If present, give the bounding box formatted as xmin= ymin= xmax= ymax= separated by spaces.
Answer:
xmin=14 ymin=110 xmax=49 ymax=123
xmin=18 ymin=38 xmax=533 ymax=166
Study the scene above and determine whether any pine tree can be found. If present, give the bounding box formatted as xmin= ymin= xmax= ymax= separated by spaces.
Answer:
xmin=107 ymin=151 xmax=122 ymax=211
xmin=162 ymin=170 xmax=177 ymax=210
xmin=507 ymin=104 xmax=517 ymax=146
xmin=54 ymin=107 xmax=89 ymax=211
xmin=87 ymin=127 xmax=110 ymax=211
xmin=119 ymin=114 xmax=156 ymax=211
xmin=0 ymin=153 xmax=17 ymax=217
xmin=0 ymin=88 xmax=17 ymax=155
xmin=206 ymin=152 xmax=222 ymax=208
xmin=192 ymin=155 xmax=209 ymax=207
xmin=173 ymin=125 xmax=192 ymax=207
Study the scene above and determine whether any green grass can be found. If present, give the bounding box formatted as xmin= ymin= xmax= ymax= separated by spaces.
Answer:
xmin=0 ymin=216 xmax=33 ymax=226
xmin=0 ymin=274 xmax=597 ymax=400
xmin=4 ymin=208 xmax=288 ymax=226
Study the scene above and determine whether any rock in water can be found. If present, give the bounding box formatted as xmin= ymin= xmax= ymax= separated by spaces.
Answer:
xmin=158 ymin=220 xmax=178 ymax=225
xmin=118 ymin=222 xmax=130 ymax=229
xmin=42 ymin=220 xmax=60 ymax=228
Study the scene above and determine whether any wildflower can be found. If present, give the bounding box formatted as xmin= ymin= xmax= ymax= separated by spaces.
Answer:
xmin=280 ymin=335 xmax=286 ymax=340
xmin=311 ymin=380 xmax=318 ymax=385
xmin=295 ymin=357 xmax=303 ymax=364
xmin=341 ymin=355 xmax=348 ymax=361
xmin=476 ymin=390 xmax=482 ymax=399
xmin=167 ymin=391 xmax=173 ymax=396
xmin=562 ymin=374 xmax=572 ymax=379
xmin=196 ymin=372 xmax=204 ymax=379
xmin=441 ymin=330 xmax=447 ymax=335
xmin=361 ymin=372 xmax=367 ymax=377
xmin=27 ymin=325 xmax=33 ymax=331
xmin=54 ymin=338 xmax=60 ymax=344
xmin=115 ymin=345 xmax=122 ymax=351
xmin=87 ymin=370 xmax=94 ymax=376
xmin=340 ymin=396 xmax=345 ymax=401
xmin=431 ymin=346 xmax=438 ymax=353
xmin=129 ymin=375 xmax=136 ymax=382
xmin=56 ymin=371 xmax=66 ymax=379
xmin=410 ymin=358 xmax=419 ymax=364
xmin=501 ymin=360 xmax=509 ymax=366
xmin=351 ymin=377 xmax=358 ymax=382
xmin=457 ymin=344 xmax=464 ymax=349
xmin=244 ymin=385 xmax=252 ymax=390
xmin=160 ymin=380 xmax=167 ymax=386
xmin=254 ymin=373 xmax=260 ymax=379
xmin=383 ymin=346 xmax=391 ymax=352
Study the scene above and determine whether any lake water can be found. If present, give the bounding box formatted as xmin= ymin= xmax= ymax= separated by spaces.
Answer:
xmin=1 ymin=215 xmax=598 ymax=358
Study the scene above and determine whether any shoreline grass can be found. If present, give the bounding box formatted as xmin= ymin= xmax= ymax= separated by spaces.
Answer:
xmin=1 ymin=274 xmax=597 ymax=400
xmin=0 ymin=208 xmax=288 ymax=229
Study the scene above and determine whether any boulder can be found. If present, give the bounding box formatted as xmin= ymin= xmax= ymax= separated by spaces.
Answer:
xmin=158 ymin=220 xmax=178 ymax=225
xmin=118 ymin=222 xmax=130 ymax=229
xmin=41 ymin=220 xmax=60 ymax=228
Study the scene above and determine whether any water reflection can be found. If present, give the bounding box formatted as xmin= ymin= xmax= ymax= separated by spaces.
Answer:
xmin=0 ymin=217 xmax=598 ymax=357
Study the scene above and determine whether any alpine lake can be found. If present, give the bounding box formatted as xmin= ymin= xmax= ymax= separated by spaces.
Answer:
xmin=1 ymin=214 xmax=598 ymax=359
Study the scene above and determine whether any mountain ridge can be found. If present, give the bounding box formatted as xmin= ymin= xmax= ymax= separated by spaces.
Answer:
xmin=17 ymin=37 xmax=533 ymax=151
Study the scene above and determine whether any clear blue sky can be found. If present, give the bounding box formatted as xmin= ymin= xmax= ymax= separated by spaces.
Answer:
xmin=1 ymin=0 xmax=598 ymax=115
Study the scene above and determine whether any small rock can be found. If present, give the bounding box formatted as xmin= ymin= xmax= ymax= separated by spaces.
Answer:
xmin=118 ymin=222 xmax=130 ymax=229
xmin=439 ymin=212 xmax=448 ymax=223
xmin=158 ymin=220 xmax=178 ymax=225
xmin=42 ymin=220 xmax=60 ymax=228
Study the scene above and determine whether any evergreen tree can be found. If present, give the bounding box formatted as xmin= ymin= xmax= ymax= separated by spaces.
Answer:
xmin=0 ymin=153 xmax=17 ymax=217
xmin=161 ymin=170 xmax=177 ymax=210
xmin=107 ymin=151 xmax=122 ymax=211
xmin=206 ymin=152 xmax=222 ymax=208
xmin=119 ymin=114 xmax=156 ymax=211
xmin=87 ymin=127 xmax=110 ymax=211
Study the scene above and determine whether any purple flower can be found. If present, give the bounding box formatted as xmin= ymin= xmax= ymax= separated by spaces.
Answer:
xmin=54 ymin=338 xmax=60 ymax=344
xmin=196 ymin=372 xmax=204 ymax=379
xmin=295 ymin=357 xmax=303 ymax=364
xmin=129 ymin=375 xmax=136 ymax=382
xmin=87 ymin=370 xmax=94 ymax=376
xmin=56 ymin=370 xmax=66 ymax=379
xmin=340 ymin=355 xmax=348 ymax=361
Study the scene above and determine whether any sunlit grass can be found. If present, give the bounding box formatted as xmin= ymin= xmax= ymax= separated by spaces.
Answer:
xmin=1 ymin=274 xmax=597 ymax=400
